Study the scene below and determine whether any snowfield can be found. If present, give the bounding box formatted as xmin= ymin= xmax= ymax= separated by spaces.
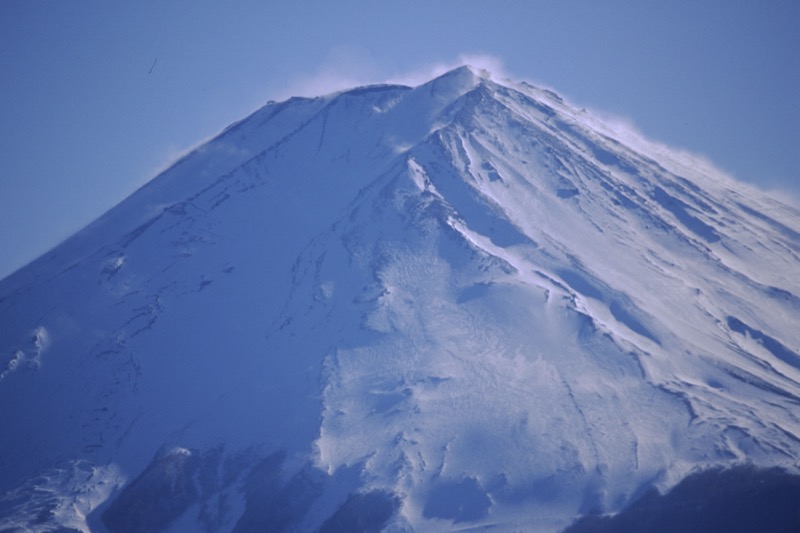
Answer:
xmin=1 ymin=66 xmax=799 ymax=532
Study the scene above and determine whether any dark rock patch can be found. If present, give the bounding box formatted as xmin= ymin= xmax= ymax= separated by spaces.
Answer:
xmin=319 ymin=490 xmax=400 ymax=533
xmin=422 ymin=477 xmax=491 ymax=523
xmin=567 ymin=466 xmax=800 ymax=533
xmin=102 ymin=448 xmax=200 ymax=533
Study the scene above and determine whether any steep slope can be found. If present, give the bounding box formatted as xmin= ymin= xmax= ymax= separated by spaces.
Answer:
xmin=1 ymin=66 xmax=798 ymax=532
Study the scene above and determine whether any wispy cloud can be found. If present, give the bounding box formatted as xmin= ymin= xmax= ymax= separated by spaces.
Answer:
xmin=277 ymin=52 xmax=512 ymax=101
xmin=275 ymin=45 xmax=383 ymax=100
xmin=385 ymin=53 xmax=511 ymax=87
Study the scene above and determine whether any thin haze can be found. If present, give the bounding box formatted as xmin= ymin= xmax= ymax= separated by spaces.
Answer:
xmin=1 ymin=1 xmax=797 ymax=280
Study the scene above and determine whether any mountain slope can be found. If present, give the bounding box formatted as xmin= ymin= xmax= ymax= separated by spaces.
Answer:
xmin=1 ymin=66 xmax=799 ymax=532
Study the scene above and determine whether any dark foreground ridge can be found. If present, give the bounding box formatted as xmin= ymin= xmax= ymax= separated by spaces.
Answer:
xmin=101 ymin=447 xmax=400 ymax=533
xmin=566 ymin=465 xmax=800 ymax=533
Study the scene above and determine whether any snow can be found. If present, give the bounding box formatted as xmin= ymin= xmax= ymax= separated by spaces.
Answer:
xmin=0 ymin=460 xmax=125 ymax=533
xmin=1 ymin=65 xmax=799 ymax=531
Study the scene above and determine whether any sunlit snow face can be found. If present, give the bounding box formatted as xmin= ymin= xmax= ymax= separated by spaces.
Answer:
xmin=307 ymin=159 xmax=695 ymax=523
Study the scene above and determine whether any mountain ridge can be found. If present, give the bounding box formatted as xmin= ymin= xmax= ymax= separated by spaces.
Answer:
xmin=1 ymin=66 xmax=799 ymax=532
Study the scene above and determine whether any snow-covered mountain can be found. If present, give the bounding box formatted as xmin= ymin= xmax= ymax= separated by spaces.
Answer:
xmin=1 ymin=66 xmax=799 ymax=532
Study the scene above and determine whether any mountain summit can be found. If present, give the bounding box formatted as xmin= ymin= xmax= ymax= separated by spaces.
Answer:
xmin=2 ymin=66 xmax=799 ymax=532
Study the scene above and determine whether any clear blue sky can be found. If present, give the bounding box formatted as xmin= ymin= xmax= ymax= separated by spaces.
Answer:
xmin=1 ymin=1 xmax=798 ymax=280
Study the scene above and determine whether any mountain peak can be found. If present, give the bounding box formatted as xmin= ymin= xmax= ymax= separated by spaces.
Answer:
xmin=1 ymin=67 xmax=799 ymax=532
xmin=418 ymin=64 xmax=491 ymax=97
xmin=446 ymin=63 xmax=492 ymax=79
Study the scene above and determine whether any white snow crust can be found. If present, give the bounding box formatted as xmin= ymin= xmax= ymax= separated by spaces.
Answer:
xmin=1 ymin=65 xmax=799 ymax=531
